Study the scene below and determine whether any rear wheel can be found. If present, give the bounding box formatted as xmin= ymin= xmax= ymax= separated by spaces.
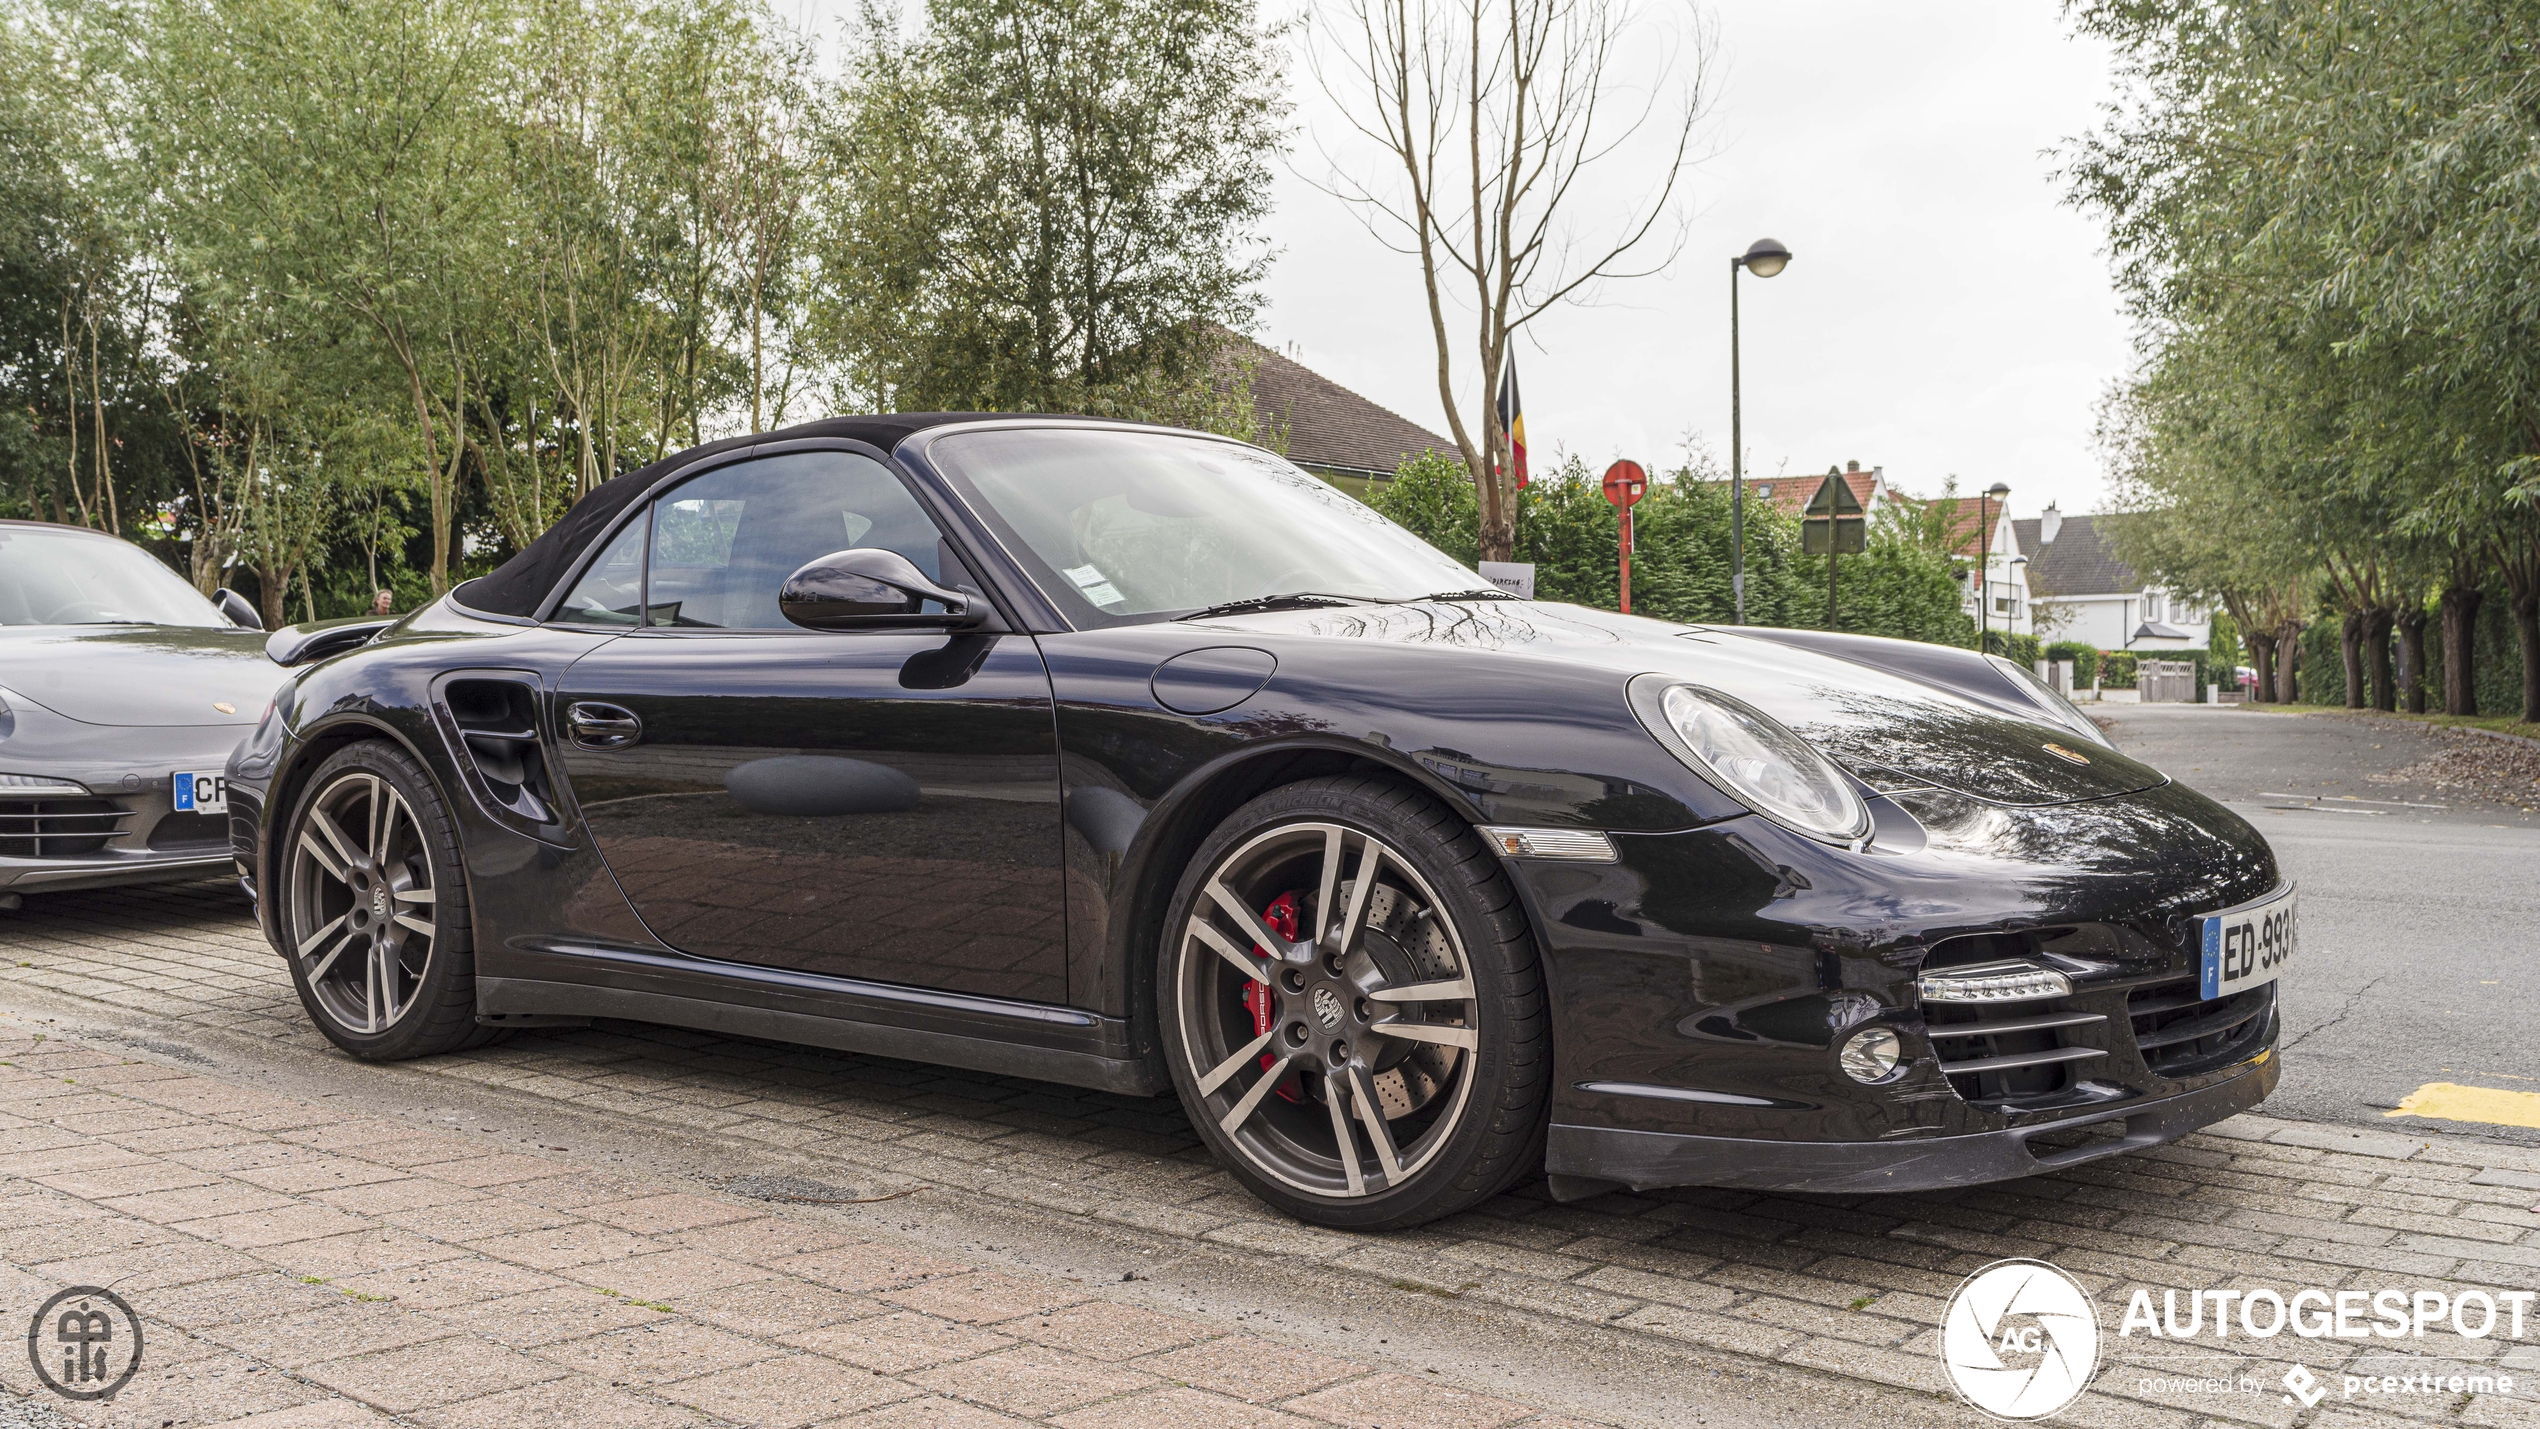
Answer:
xmin=1159 ymin=777 xmax=1549 ymax=1229
xmin=279 ymin=741 xmax=500 ymax=1060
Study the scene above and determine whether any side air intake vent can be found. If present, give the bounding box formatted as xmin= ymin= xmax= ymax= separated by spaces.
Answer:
xmin=430 ymin=672 xmax=568 ymax=841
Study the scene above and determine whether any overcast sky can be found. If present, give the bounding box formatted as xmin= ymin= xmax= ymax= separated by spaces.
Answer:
xmin=789 ymin=1 xmax=2137 ymax=518
xmin=1263 ymin=1 xmax=2137 ymax=519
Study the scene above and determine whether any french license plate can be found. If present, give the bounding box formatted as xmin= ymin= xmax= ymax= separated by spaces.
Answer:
xmin=174 ymin=771 xmax=227 ymax=816
xmin=2200 ymin=885 xmax=2296 ymax=1000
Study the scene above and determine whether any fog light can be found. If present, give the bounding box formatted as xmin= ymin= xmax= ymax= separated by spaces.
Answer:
xmin=1839 ymin=1027 xmax=1903 ymax=1084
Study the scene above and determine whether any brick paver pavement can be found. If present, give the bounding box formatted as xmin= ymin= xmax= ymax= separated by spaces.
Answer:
xmin=0 ymin=1025 xmax=1601 ymax=1429
xmin=4 ymin=882 xmax=2540 ymax=1428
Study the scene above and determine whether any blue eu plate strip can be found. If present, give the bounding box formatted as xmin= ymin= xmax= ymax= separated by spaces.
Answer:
xmin=2199 ymin=917 xmax=2222 ymax=1000
xmin=175 ymin=773 xmax=196 ymax=812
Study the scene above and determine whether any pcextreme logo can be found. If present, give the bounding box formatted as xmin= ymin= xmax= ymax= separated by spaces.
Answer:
xmin=1938 ymin=1259 xmax=2100 ymax=1421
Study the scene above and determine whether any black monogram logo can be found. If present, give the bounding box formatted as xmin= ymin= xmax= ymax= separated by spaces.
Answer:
xmin=26 ymin=1286 xmax=143 ymax=1401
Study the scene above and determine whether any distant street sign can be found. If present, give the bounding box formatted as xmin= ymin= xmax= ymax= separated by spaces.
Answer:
xmin=1801 ymin=470 xmax=1867 ymax=555
xmin=1603 ymin=461 xmax=1646 ymax=614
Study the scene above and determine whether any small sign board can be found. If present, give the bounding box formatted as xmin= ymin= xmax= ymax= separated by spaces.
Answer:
xmin=1602 ymin=460 xmax=1646 ymax=508
xmin=1477 ymin=561 xmax=1536 ymax=600
xmin=1802 ymin=470 xmax=1868 ymax=555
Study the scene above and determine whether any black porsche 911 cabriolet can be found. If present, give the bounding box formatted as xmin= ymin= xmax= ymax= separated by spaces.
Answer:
xmin=229 ymin=415 xmax=2292 ymax=1230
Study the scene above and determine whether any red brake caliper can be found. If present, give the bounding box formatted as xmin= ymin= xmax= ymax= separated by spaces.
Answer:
xmin=1242 ymin=892 xmax=1306 ymax=1103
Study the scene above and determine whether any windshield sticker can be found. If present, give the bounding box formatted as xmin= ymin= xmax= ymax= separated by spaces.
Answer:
xmin=1063 ymin=564 xmax=1127 ymax=609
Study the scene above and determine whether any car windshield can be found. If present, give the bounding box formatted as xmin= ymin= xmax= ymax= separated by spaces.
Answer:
xmin=926 ymin=428 xmax=1486 ymax=625
xmin=0 ymin=525 xmax=231 ymax=627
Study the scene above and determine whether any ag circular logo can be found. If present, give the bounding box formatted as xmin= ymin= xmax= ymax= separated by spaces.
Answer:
xmin=27 ymin=1285 xmax=143 ymax=1401
xmin=1939 ymin=1258 xmax=2098 ymax=1420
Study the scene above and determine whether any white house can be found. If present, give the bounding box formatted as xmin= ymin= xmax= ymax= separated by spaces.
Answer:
xmin=1940 ymin=492 xmax=2035 ymax=640
xmin=1704 ymin=464 xmax=2037 ymax=637
xmin=2014 ymin=506 xmax=2210 ymax=651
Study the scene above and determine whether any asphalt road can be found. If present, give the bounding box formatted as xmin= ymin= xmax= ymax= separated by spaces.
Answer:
xmin=2102 ymin=703 xmax=2540 ymax=1146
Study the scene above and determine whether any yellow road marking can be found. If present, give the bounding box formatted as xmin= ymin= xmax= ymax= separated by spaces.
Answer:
xmin=2383 ymin=1082 xmax=2540 ymax=1130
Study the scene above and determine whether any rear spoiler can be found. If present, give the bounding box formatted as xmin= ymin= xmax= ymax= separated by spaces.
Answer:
xmin=266 ymin=617 xmax=396 ymax=667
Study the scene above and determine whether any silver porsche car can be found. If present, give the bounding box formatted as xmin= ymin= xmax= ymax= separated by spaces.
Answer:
xmin=0 ymin=520 xmax=279 ymax=906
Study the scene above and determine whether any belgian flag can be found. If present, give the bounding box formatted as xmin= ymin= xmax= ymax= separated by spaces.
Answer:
xmin=1497 ymin=358 xmax=1529 ymax=488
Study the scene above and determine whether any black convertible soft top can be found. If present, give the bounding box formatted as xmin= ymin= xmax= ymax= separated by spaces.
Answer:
xmin=452 ymin=413 xmax=1007 ymax=619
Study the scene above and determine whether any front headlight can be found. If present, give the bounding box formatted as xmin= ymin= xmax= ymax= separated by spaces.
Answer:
xmin=1628 ymin=676 xmax=1870 ymax=844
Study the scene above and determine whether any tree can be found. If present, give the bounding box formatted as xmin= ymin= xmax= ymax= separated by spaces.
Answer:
xmin=815 ymin=0 xmax=1288 ymax=427
xmin=2068 ymin=0 xmax=2540 ymax=722
xmin=1313 ymin=0 xmax=1708 ymax=563
xmin=137 ymin=0 xmax=516 ymax=593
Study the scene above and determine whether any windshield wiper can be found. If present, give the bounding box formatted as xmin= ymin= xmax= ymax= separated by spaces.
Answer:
xmin=1177 ymin=592 xmax=1372 ymax=621
xmin=1416 ymin=588 xmax=1518 ymax=602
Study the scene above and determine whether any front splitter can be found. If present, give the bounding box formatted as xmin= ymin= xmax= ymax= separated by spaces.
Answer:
xmin=1546 ymin=1054 xmax=2279 ymax=1198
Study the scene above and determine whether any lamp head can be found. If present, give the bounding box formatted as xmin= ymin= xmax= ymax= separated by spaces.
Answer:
xmin=1738 ymin=238 xmax=1792 ymax=278
xmin=1986 ymin=482 xmax=2011 ymax=497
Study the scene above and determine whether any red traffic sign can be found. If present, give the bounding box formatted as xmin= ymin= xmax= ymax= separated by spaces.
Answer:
xmin=1602 ymin=460 xmax=1647 ymax=508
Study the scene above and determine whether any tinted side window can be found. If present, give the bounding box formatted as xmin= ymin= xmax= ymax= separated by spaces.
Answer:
xmin=554 ymin=514 xmax=648 ymax=627
xmin=639 ymin=451 xmax=950 ymax=630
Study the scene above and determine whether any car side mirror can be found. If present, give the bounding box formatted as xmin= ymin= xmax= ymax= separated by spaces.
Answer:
xmin=779 ymin=548 xmax=982 ymax=631
xmin=212 ymin=587 xmax=263 ymax=630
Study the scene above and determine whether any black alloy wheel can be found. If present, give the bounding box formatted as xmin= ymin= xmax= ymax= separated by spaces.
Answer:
xmin=1160 ymin=776 xmax=1550 ymax=1229
xmin=280 ymin=741 xmax=500 ymax=1060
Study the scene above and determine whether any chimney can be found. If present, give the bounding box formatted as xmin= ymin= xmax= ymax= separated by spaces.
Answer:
xmin=2040 ymin=502 xmax=2063 ymax=544
xmin=1846 ymin=460 xmax=1860 ymax=472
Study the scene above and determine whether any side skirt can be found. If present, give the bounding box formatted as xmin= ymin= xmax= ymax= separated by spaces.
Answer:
xmin=478 ymin=970 xmax=1168 ymax=1098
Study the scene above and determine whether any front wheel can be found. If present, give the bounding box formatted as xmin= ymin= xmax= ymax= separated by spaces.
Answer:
xmin=1159 ymin=777 xmax=1550 ymax=1230
xmin=278 ymin=741 xmax=501 ymax=1061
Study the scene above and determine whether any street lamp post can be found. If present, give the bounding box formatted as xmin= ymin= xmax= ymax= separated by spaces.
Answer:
xmin=2010 ymin=554 xmax=2030 ymax=651
xmin=1729 ymin=238 xmax=1791 ymax=625
xmin=1976 ymin=481 xmax=2009 ymax=652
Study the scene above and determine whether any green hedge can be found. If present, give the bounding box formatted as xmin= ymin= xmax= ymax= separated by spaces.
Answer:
xmin=1367 ymin=452 xmax=1981 ymax=644
xmin=1979 ymin=630 xmax=2041 ymax=665
xmin=2044 ymin=641 xmax=2099 ymax=687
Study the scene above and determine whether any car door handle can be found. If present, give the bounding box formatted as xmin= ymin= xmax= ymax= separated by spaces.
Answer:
xmin=566 ymin=702 xmax=643 ymax=749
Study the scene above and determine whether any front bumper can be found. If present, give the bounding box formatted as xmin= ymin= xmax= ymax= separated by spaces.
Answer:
xmin=1545 ymin=1051 xmax=2277 ymax=1197
xmin=1 ymin=726 xmax=252 ymax=892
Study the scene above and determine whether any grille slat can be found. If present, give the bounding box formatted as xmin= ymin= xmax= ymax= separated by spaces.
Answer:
xmin=1935 ymin=1045 xmax=2108 ymax=1076
xmin=1927 ymin=1011 xmax=2106 ymax=1040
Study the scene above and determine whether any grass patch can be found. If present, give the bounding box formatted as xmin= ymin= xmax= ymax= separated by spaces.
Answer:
xmin=592 ymin=1288 xmax=674 ymax=1313
xmin=2244 ymin=703 xmax=2540 ymax=743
